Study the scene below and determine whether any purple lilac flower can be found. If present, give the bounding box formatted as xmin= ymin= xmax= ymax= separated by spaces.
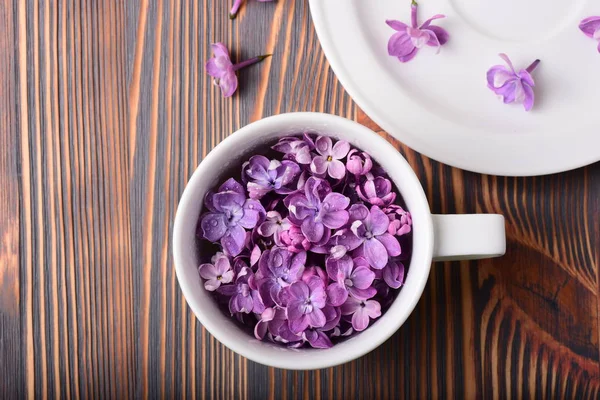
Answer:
xmin=285 ymin=276 xmax=328 ymax=334
xmin=229 ymin=0 xmax=274 ymax=20
xmin=199 ymin=178 xmax=265 ymax=256
xmin=341 ymin=296 xmax=382 ymax=331
xmin=385 ymin=204 xmax=412 ymax=236
xmin=258 ymin=211 xmax=291 ymax=246
xmin=256 ymin=248 xmax=306 ymax=306
xmin=382 ymin=259 xmax=405 ymax=289
xmin=285 ymin=177 xmax=350 ymax=244
xmin=386 ymin=0 xmax=449 ymax=63
xmin=580 ymin=17 xmax=600 ymax=52
xmin=254 ymin=307 xmax=302 ymax=344
xmin=272 ymin=134 xmax=315 ymax=165
xmin=487 ymin=54 xmax=540 ymax=112
xmin=325 ymin=256 xmax=376 ymax=306
xmin=310 ymin=136 xmax=351 ymax=179
xmin=335 ymin=206 xmax=401 ymax=269
xmin=301 ymin=306 xmax=341 ymax=349
xmin=356 ymin=173 xmax=397 ymax=207
xmin=198 ymin=253 xmax=235 ymax=291
xmin=205 ymin=43 xmax=271 ymax=97
xmin=346 ymin=149 xmax=373 ymax=176
xmin=279 ymin=225 xmax=312 ymax=253
xmin=218 ymin=266 xmax=265 ymax=315
xmin=301 ymin=265 xmax=328 ymax=284
xmin=243 ymin=156 xmax=300 ymax=199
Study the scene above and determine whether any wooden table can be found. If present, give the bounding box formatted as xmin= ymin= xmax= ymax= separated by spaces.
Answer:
xmin=1 ymin=1 xmax=599 ymax=398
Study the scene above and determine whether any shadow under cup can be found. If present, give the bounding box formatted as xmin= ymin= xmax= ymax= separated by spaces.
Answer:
xmin=173 ymin=113 xmax=435 ymax=370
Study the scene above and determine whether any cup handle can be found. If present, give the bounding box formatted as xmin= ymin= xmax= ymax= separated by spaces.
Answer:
xmin=431 ymin=214 xmax=506 ymax=262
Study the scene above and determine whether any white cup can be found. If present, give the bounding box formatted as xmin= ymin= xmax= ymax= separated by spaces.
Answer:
xmin=173 ymin=112 xmax=505 ymax=370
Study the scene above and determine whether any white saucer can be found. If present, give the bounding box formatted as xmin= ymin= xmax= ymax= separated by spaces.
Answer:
xmin=309 ymin=0 xmax=600 ymax=176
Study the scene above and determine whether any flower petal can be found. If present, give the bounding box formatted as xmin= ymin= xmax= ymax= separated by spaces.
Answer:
xmin=199 ymin=263 xmax=218 ymax=280
xmin=383 ymin=260 xmax=405 ymax=289
xmin=419 ymin=14 xmax=446 ymax=29
xmin=421 ymin=29 xmax=441 ymax=53
xmin=340 ymin=296 xmax=361 ymax=315
xmin=351 ymin=266 xmax=376 ymax=289
xmin=348 ymin=286 xmax=377 ymax=300
xmin=377 ymin=233 xmax=401 ymax=257
xmin=288 ymin=281 xmax=309 ymax=301
xmin=327 ymin=160 xmax=346 ymax=180
xmin=364 ymin=300 xmax=382 ymax=319
xmin=288 ymin=314 xmax=310 ymax=334
xmin=306 ymin=330 xmax=333 ymax=349
xmin=388 ymin=31 xmax=416 ymax=58
xmin=487 ymin=66 xmax=515 ymax=89
xmin=218 ymin=71 xmax=238 ymax=98
xmin=204 ymin=279 xmax=221 ymax=291
xmin=368 ymin=206 xmax=390 ymax=236
xmin=221 ymin=225 xmax=246 ymax=256
xmin=200 ymin=213 xmax=228 ymax=242
xmin=580 ymin=17 xmax=600 ymax=38
xmin=307 ymin=308 xmax=326 ymax=328
xmin=211 ymin=42 xmax=230 ymax=59
xmin=314 ymin=136 xmax=333 ymax=156
xmin=326 ymin=283 xmax=348 ymax=306
xmin=321 ymin=210 xmax=350 ymax=230
xmin=518 ymin=70 xmax=535 ymax=88
xmin=498 ymin=53 xmax=515 ymax=73
xmin=386 ymin=19 xmax=409 ymax=32
xmin=522 ymin=83 xmax=535 ymax=111
xmin=398 ymin=47 xmax=418 ymax=63
xmin=310 ymin=156 xmax=328 ymax=176
xmin=425 ymin=25 xmax=449 ymax=45
xmin=301 ymin=218 xmax=325 ymax=243
xmin=331 ymin=140 xmax=350 ymax=159
xmin=363 ymin=238 xmax=388 ymax=269
xmin=351 ymin=308 xmax=370 ymax=331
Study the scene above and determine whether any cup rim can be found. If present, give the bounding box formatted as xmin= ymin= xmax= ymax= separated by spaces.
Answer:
xmin=173 ymin=112 xmax=434 ymax=369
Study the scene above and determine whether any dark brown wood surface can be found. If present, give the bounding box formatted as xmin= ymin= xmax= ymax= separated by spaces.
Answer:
xmin=1 ymin=0 xmax=599 ymax=398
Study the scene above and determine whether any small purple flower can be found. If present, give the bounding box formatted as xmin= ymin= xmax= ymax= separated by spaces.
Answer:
xmin=386 ymin=0 xmax=449 ymax=63
xmin=356 ymin=173 xmax=397 ymax=207
xmin=205 ymin=43 xmax=271 ymax=97
xmin=279 ymin=225 xmax=312 ymax=253
xmin=198 ymin=253 xmax=235 ymax=291
xmin=257 ymin=211 xmax=291 ymax=246
xmin=218 ymin=266 xmax=265 ymax=315
xmin=385 ymin=204 xmax=412 ymax=236
xmin=382 ymin=259 xmax=405 ymax=289
xmin=254 ymin=306 xmax=302 ymax=344
xmin=256 ymin=248 xmax=307 ymax=306
xmin=229 ymin=0 xmax=274 ymax=20
xmin=487 ymin=54 xmax=540 ymax=112
xmin=243 ymin=156 xmax=300 ymax=199
xmin=199 ymin=178 xmax=266 ymax=256
xmin=285 ymin=177 xmax=350 ymax=244
xmin=334 ymin=206 xmax=401 ymax=269
xmin=346 ymin=149 xmax=373 ymax=176
xmin=310 ymin=136 xmax=351 ymax=180
xmin=325 ymin=255 xmax=376 ymax=306
xmin=272 ymin=134 xmax=315 ymax=165
xmin=301 ymin=265 xmax=328 ymax=284
xmin=301 ymin=306 xmax=341 ymax=349
xmin=285 ymin=276 xmax=328 ymax=334
xmin=341 ymin=296 xmax=382 ymax=332
xmin=580 ymin=17 xmax=600 ymax=52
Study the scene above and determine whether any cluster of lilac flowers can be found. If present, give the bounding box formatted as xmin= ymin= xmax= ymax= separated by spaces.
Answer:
xmin=197 ymin=134 xmax=412 ymax=348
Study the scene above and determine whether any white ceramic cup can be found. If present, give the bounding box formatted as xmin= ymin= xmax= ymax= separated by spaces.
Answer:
xmin=173 ymin=112 xmax=506 ymax=370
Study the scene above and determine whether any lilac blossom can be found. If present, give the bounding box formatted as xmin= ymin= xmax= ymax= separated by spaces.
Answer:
xmin=256 ymin=248 xmax=306 ymax=306
xmin=356 ymin=173 xmax=397 ymax=207
xmin=382 ymin=259 xmax=405 ymax=289
xmin=285 ymin=177 xmax=350 ymax=244
xmin=310 ymin=136 xmax=351 ymax=179
xmin=335 ymin=206 xmax=401 ymax=269
xmin=285 ymin=276 xmax=327 ymax=334
xmin=487 ymin=54 xmax=540 ymax=112
xmin=326 ymin=256 xmax=376 ymax=306
xmin=580 ymin=17 xmax=600 ymax=52
xmin=257 ymin=211 xmax=291 ymax=246
xmin=386 ymin=0 xmax=449 ymax=63
xmin=205 ymin=43 xmax=271 ymax=97
xmin=272 ymin=134 xmax=315 ymax=165
xmin=301 ymin=306 xmax=341 ymax=348
xmin=199 ymin=178 xmax=265 ymax=256
xmin=229 ymin=0 xmax=274 ymax=20
xmin=198 ymin=253 xmax=235 ymax=291
xmin=346 ymin=149 xmax=373 ymax=176
xmin=279 ymin=225 xmax=312 ymax=253
xmin=217 ymin=267 xmax=265 ymax=315
xmin=341 ymin=296 xmax=382 ymax=331
xmin=385 ymin=204 xmax=412 ymax=236
xmin=243 ymin=156 xmax=300 ymax=199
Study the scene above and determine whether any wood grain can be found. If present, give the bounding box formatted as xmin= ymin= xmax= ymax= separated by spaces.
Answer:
xmin=1 ymin=0 xmax=599 ymax=398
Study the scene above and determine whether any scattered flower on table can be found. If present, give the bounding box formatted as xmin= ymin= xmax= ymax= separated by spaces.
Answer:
xmin=205 ymin=42 xmax=271 ymax=97
xmin=229 ymin=0 xmax=275 ymax=20
xmin=386 ymin=0 xmax=449 ymax=63
xmin=486 ymin=54 xmax=540 ymax=111
xmin=579 ymin=17 xmax=600 ymax=53
xmin=196 ymin=133 xmax=413 ymax=348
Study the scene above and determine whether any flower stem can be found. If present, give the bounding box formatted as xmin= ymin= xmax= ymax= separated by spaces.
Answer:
xmin=526 ymin=59 xmax=540 ymax=73
xmin=411 ymin=1 xmax=418 ymax=28
xmin=229 ymin=0 xmax=244 ymax=19
xmin=232 ymin=54 xmax=272 ymax=72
